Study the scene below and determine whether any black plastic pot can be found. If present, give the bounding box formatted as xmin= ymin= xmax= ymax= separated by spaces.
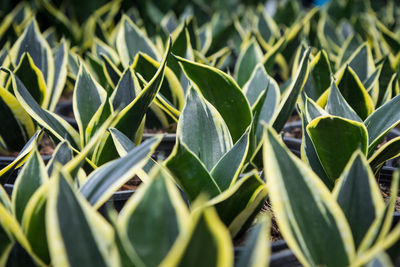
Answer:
xmin=55 ymin=101 xmax=78 ymax=130
xmin=0 ymin=155 xmax=52 ymax=185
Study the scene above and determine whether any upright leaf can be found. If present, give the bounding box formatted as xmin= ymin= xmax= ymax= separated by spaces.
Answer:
xmin=46 ymin=172 xmax=116 ymax=267
xmin=179 ymin=88 xmax=232 ymax=171
xmin=234 ymin=38 xmax=263 ymax=87
xmin=210 ymin=172 xmax=268 ymax=237
xmin=73 ymin=63 xmax=107 ymax=146
xmin=272 ymin=48 xmax=310 ymax=132
xmin=307 ymin=116 xmax=368 ymax=184
xmin=336 ymin=66 xmax=374 ymax=120
xmin=0 ymin=85 xmax=35 ymax=152
xmin=243 ymin=63 xmax=280 ymax=108
xmin=7 ymin=70 xmax=80 ymax=149
xmin=236 ymin=215 xmax=270 ymax=267
xmin=12 ymin=53 xmax=47 ymax=107
xmin=9 ymin=20 xmax=54 ymax=90
xmin=46 ymin=141 xmax=72 ymax=176
xmin=326 ymin=81 xmax=362 ymax=122
xmin=118 ymin=167 xmax=189 ymax=267
xmin=160 ymin=206 xmax=233 ymax=267
xmin=12 ymin=148 xmax=48 ymax=222
xmin=364 ymin=93 xmax=400 ymax=154
xmin=116 ymin=15 xmax=160 ymax=67
xmin=210 ymin=129 xmax=249 ymax=190
xmin=48 ymin=41 xmax=68 ymax=111
xmin=333 ymin=151 xmax=385 ymax=248
xmin=165 ymin=141 xmax=221 ymax=201
xmin=80 ymin=136 xmax=162 ymax=209
xmin=263 ymin=127 xmax=355 ymax=267
xmin=176 ymin=56 xmax=252 ymax=142
xmin=94 ymin=38 xmax=171 ymax=165
xmin=22 ymin=183 xmax=50 ymax=264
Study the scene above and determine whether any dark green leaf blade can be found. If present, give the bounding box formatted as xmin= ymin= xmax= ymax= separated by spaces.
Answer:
xmin=307 ymin=116 xmax=368 ymax=183
xmin=326 ymin=81 xmax=362 ymax=123
xmin=118 ymin=167 xmax=189 ymax=267
xmin=333 ymin=151 xmax=385 ymax=248
xmin=179 ymin=88 xmax=232 ymax=171
xmin=272 ymin=48 xmax=310 ymax=132
xmin=210 ymin=129 xmax=249 ymax=190
xmin=80 ymin=136 xmax=162 ymax=209
xmin=263 ymin=127 xmax=355 ymax=266
xmin=12 ymin=148 xmax=48 ymax=222
xmin=165 ymin=141 xmax=221 ymax=202
xmin=176 ymin=55 xmax=252 ymax=142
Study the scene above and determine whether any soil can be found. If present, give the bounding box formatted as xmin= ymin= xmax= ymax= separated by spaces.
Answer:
xmin=58 ymin=91 xmax=73 ymax=102
xmin=38 ymin=134 xmax=55 ymax=155
xmin=0 ymin=133 xmax=55 ymax=157
xmin=118 ymin=175 xmax=142 ymax=191
xmin=283 ymin=125 xmax=302 ymax=139
xmin=263 ymin=201 xmax=282 ymax=241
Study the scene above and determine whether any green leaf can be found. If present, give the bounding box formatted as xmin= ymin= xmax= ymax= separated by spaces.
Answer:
xmin=118 ymin=167 xmax=189 ymax=267
xmin=364 ymin=93 xmax=400 ymax=154
xmin=133 ymin=52 xmax=184 ymax=111
xmin=80 ymin=135 xmax=162 ymax=208
xmin=257 ymin=12 xmax=280 ymax=45
xmin=369 ymin=136 xmax=400 ymax=170
xmin=160 ymin=206 xmax=233 ymax=267
xmin=12 ymin=147 xmax=48 ymax=223
xmin=243 ymin=63 xmax=280 ymax=108
xmin=73 ymin=63 xmax=107 ymax=146
xmin=47 ymin=171 xmax=116 ymax=267
xmin=21 ymin=183 xmax=50 ymax=264
xmin=272 ymin=48 xmax=310 ymax=132
xmin=9 ymin=20 xmax=54 ymax=90
xmin=263 ymin=127 xmax=355 ymax=267
xmin=236 ymin=215 xmax=270 ymax=267
xmin=165 ymin=140 xmax=221 ymax=202
xmin=326 ymin=81 xmax=362 ymax=122
xmin=12 ymin=52 xmax=47 ymax=107
xmin=303 ymin=50 xmax=332 ymax=101
xmin=110 ymin=68 xmax=139 ymax=111
xmin=179 ymin=88 xmax=232 ymax=171
xmin=234 ymin=38 xmax=263 ymax=87
xmin=304 ymin=96 xmax=328 ymax=122
xmin=0 ymin=131 xmax=41 ymax=185
xmin=100 ymin=53 xmax=121 ymax=88
xmin=116 ymin=15 xmax=159 ymax=67
xmin=0 ymin=186 xmax=13 ymax=265
xmin=252 ymin=82 xmax=280 ymax=146
xmin=336 ymin=65 xmax=374 ymax=120
xmin=92 ymin=38 xmax=120 ymax=66
xmin=346 ymin=43 xmax=375 ymax=83
xmin=108 ymin=128 xmax=135 ymax=155
xmin=168 ymin=20 xmax=194 ymax=83
xmin=176 ymin=55 xmax=252 ymax=142
xmin=46 ymin=141 xmax=72 ymax=176
xmin=332 ymin=151 xmax=385 ymax=248
xmin=301 ymin=103 xmax=331 ymax=188
xmin=210 ymin=172 xmax=268 ymax=237
xmin=94 ymin=38 xmax=171 ymax=165
xmin=307 ymin=116 xmax=368 ymax=184
xmin=48 ymin=41 xmax=68 ymax=111
xmin=0 ymin=85 xmax=35 ymax=152
xmin=376 ymin=56 xmax=393 ymax=108
xmin=8 ymin=70 xmax=80 ymax=148
xmin=337 ymin=36 xmax=362 ymax=68
xmin=210 ymin=129 xmax=249 ymax=191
